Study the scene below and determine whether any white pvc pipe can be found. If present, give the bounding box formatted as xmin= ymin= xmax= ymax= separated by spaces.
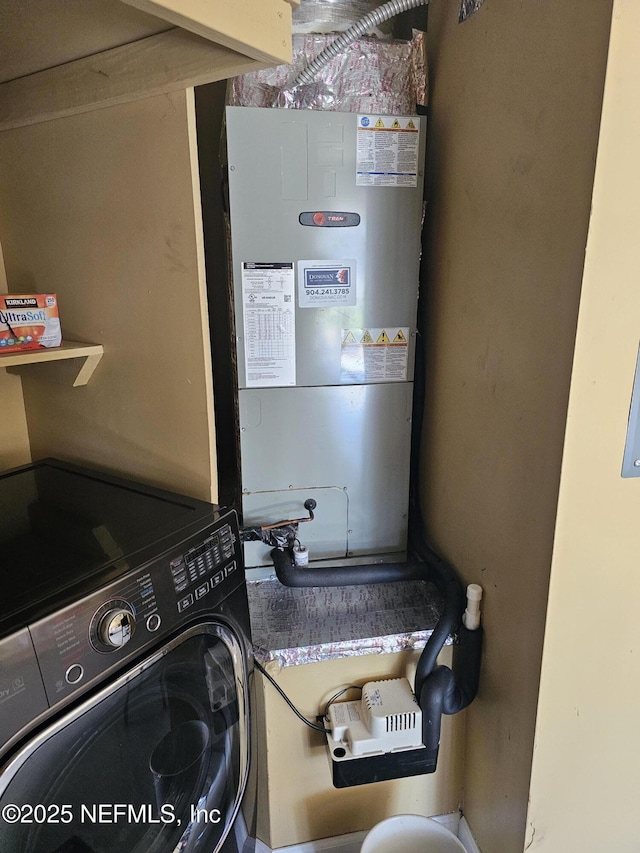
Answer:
xmin=462 ymin=583 xmax=483 ymax=630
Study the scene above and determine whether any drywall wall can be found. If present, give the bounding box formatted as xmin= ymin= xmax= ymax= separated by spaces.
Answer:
xmin=0 ymin=90 xmax=217 ymax=499
xmin=0 ymin=238 xmax=31 ymax=470
xmin=0 ymin=353 xmax=31 ymax=472
xmin=421 ymin=1 xmax=612 ymax=850
xmin=526 ymin=1 xmax=640 ymax=848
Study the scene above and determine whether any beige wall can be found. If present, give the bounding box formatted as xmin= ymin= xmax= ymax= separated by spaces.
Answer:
xmin=0 ymin=90 xmax=217 ymax=499
xmin=256 ymin=648 xmax=465 ymax=849
xmin=0 ymin=367 xmax=30 ymax=471
xmin=422 ymin=2 xmax=611 ymax=850
xmin=526 ymin=1 xmax=640 ymax=848
xmin=0 ymin=237 xmax=31 ymax=469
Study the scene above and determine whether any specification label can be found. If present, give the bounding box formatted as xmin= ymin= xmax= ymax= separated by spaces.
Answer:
xmin=356 ymin=115 xmax=421 ymax=187
xmin=242 ymin=262 xmax=296 ymax=387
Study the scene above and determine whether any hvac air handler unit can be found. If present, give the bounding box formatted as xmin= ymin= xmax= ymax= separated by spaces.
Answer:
xmin=225 ymin=105 xmax=425 ymax=569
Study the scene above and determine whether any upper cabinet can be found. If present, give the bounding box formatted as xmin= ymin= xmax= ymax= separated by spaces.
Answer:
xmin=0 ymin=0 xmax=298 ymax=132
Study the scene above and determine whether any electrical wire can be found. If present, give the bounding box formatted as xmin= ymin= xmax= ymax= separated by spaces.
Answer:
xmin=322 ymin=686 xmax=362 ymax=720
xmin=254 ymin=659 xmax=331 ymax=734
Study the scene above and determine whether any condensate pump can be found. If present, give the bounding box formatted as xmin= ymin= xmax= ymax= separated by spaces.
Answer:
xmin=322 ymin=584 xmax=483 ymax=787
xmin=327 ymin=677 xmax=432 ymax=787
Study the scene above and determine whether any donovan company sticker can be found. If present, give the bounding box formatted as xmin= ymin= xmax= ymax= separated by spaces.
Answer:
xmin=298 ymin=260 xmax=357 ymax=308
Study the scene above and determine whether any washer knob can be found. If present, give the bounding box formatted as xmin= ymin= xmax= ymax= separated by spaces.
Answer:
xmin=98 ymin=607 xmax=135 ymax=649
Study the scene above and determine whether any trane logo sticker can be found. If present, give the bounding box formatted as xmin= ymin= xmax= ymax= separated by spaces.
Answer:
xmin=299 ymin=211 xmax=361 ymax=228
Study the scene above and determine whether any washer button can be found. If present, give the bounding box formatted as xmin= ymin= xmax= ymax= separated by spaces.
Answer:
xmin=195 ymin=581 xmax=210 ymax=600
xmin=146 ymin=613 xmax=162 ymax=632
xmin=178 ymin=594 xmax=194 ymax=613
xmin=65 ymin=664 xmax=84 ymax=685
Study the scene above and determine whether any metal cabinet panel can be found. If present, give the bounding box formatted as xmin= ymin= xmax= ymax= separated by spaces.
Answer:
xmin=226 ymin=106 xmax=425 ymax=389
xmin=239 ymin=384 xmax=413 ymax=564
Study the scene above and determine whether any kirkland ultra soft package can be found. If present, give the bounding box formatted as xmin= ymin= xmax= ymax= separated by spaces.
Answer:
xmin=0 ymin=293 xmax=62 ymax=352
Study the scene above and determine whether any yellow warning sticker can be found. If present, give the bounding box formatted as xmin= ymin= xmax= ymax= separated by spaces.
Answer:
xmin=406 ymin=119 xmax=416 ymax=130
xmin=342 ymin=328 xmax=409 ymax=347
xmin=375 ymin=117 xmax=385 ymax=128
xmin=341 ymin=327 xmax=410 ymax=382
xmin=391 ymin=119 xmax=401 ymax=129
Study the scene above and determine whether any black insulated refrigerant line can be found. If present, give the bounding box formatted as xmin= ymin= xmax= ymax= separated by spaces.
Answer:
xmin=270 ymin=538 xmax=462 ymax=685
xmin=419 ymin=623 xmax=483 ymax=756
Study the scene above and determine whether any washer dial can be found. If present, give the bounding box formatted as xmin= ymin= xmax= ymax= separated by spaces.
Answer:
xmin=90 ymin=599 xmax=136 ymax=652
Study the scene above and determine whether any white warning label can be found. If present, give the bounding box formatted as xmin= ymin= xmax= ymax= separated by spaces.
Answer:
xmin=340 ymin=327 xmax=410 ymax=382
xmin=356 ymin=115 xmax=421 ymax=187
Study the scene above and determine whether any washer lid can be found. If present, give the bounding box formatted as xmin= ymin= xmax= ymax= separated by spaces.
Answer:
xmin=0 ymin=459 xmax=216 ymax=636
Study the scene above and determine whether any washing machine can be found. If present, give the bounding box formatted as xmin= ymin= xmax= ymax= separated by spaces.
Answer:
xmin=0 ymin=458 xmax=257 ymax=853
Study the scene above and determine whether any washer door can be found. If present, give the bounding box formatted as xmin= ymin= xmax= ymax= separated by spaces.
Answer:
xmin=0 ymin=622 xmax=250 ymax=853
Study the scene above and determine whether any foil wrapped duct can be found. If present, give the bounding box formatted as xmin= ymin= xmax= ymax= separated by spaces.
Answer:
xmin=226 ymin=30 xmax=426 ymax=114
xmin=246 ymin=577 xmax=447 ymax=667
xmin=292 ymin=0 xmax=487 ymax=33
xmin=292 ymin=0 xmax=394 ymax=37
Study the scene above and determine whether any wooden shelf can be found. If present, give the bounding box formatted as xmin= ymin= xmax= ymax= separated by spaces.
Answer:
xmin=0 ymin=0 xmax=297 ymax=132
xmin=0 ymin=340 xmax=104 ymax=386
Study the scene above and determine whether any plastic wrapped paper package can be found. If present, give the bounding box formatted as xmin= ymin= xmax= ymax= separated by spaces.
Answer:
xmin=226 ymin=30 xmax=426 ymax=114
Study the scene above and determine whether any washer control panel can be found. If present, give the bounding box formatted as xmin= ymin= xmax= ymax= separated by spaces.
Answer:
xmin=28 ymin=509 xmax=241 ymax=710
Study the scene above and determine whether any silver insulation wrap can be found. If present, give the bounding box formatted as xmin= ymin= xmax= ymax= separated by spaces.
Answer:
xmin=247 ymin=578 xmax=446 ymax=667
xmin=227 ymin=30 xmax=426 ymax=114
xmin=291 ymin=0 xmax=428 ymax=87
xmin=293 ymin=0 xmax=395 ymax=37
